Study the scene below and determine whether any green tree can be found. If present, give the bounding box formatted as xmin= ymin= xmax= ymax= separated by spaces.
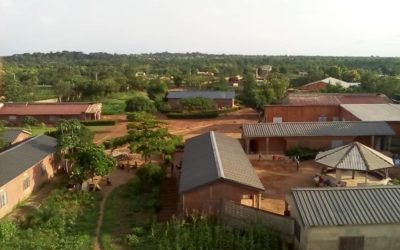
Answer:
xmin=325 ymin=65 xmax=342 ymax=78
xmin=266 ymin=72 xmax=289 ymax=100
xmin=125 ymin=95 xmax=156 ymax=113
xmin=0 ymin=121 xmax=5 ymax=148
xmin=173 ymin=75 xmax=184 ymax=87
xmin=147 ymin=78 xmax=168 ymax=100
xmin=180 ymin=97 xmax=215 ymax=112
xmin=54 ymin=80 xmax=73 ymax=101
xmin=342 ymin=69 xmax=361 ymax=82
xmin=71 ymin=143 xmax=115 ymax=183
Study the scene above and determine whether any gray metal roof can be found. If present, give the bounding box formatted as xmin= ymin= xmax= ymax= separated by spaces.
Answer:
xmin=167 ymin=91 xmax=235 ymax=99
xmin=179 ymin=131 xmax=265 ymax=193
xmin=242 ymin=121 xmax=395 ymax=138
xmin=315 ymin=142 xmax=394 ymax=171
xmin=291 ymin=186 xmax=400 ymax=227
xmin=341 ymin=104 xmax=400 ymax=121
xmin=0 ymin=135 xmax=57 ymax=186
xmin=2 ymin=129 xmax=31 ymax=144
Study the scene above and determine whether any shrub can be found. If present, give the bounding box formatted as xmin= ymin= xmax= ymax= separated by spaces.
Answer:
xmin=80 ymin=120 xmax=116 ymax=126
xmin=136 ymin=163 xmax=165 ymax=188
xmin=22 ymin=116 xmax=38 ymax=126
xmin=125 ymin=95 xmax=155 ymax=113
xmin=180 ymin=97 xmax=215 ymax=112
xmin=167 ymin=110 xmax=219 ymax=119
xmin=286 ymin=144 xmax=318 ymax=160
xmin=126 ymin=112 xmax=153 ymax=122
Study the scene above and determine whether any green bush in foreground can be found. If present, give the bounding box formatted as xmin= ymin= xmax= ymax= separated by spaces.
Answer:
xmin=167 ymin=110 xmax=219 ymax=119
xmin=127 ymin=216 xmax=283 ymax=250
xmin=81 ymin=120 xmax=116 ymax=126
xmin=0 ymin=190 xmax=101 ymax=250
xmin=286 ymin=144 xmax=318 ymax=160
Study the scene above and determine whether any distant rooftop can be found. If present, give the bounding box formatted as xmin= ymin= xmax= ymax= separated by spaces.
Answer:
xmin=179 ymin=131 xmax=264 ymax=193
xmin=2 ymin=129 xmax=31 ymax=144
xmin=341 ymin=104 xmax=400 ymax=121
xmin=291 ymin=186 xmax=400 ymax=227
xmin=302 ymin=77 xmax=360 ymax=89
xmin=279 ymin=93 xmax=391 ymax=106
xmin=167 ymin=91 xmax=235 ymax=100
xmin=242 ymin=121 xmax=395 ymax=138
xmin=0 ymin=102 xmax=101 ymax=116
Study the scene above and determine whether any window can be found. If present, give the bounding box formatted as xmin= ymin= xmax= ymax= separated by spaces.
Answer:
xmin=273 ymin=117 xmax=283 ymax=123
xmin=333 ymin=116 xmax=339 ymax=121
xmin=339 ymin=236 xmax=364 ymax=250
xmin=318 ymin=116 xmax=327 ymax=122
xmin=0 ymin=190 xmax=7 ymax=208
xmin=23 ymin=175 xmax=30 ymax=190
xmin=8 ymin=115 xmax=16 ymax=121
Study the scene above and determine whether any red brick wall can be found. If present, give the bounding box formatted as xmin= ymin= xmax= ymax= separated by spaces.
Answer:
xmin=11 ymin=132 xmax=32 ymax=144
xmin=0 ymin=153 xmax=59 ymax=218
xmin=180 ymin=180 xmax=260 ymax=215
xmin=265 ymin=105 xmax=341 ymax=122
xmin=299 ymin=82 xmax=327 ymax=91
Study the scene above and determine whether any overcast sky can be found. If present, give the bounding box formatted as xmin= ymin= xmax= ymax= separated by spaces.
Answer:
xmin=1 ymin=0 xmax=400 ymax=56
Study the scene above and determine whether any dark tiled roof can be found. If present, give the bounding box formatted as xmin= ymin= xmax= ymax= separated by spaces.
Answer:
xmin=0 ymin=135 xmax=57 ymax=186
xmin=2 ymin=129 xmax=31 ymax=143
xmin=167 ymin=91 xmax=235 ymax=99
xmin=242 ymin=121 xmax=395 ymax=138
xmin=291 ymin=186 xmax=400 ymax=227
xmin=179 ymin=131 xmax=264 ymax=193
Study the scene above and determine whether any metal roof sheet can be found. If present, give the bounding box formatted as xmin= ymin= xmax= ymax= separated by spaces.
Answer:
xmin=242 ymin=121 xmax=395 ymax=138
xmin=179 ymin=131 xmax=265 ymax=193
xmin=291 ymin=186 xmax=400 ymax=227
xmin=281 ymin=93 xmax=391 ymax=106
xmin=315 ymin=141 xmax=394 ymax=171
xmin=167 ymin=91 xmax=235 ymax=100
xmin=341 ymin=104 xmax=400 ymax=121
xmin=0 ymin=135 xmax=57 ymax=186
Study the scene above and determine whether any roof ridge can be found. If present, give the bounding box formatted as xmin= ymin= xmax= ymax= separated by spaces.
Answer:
xmin=0 ymin=135 xmax=41 ymax=156
xmin=210 ymin=131 xmax=224 ymax=178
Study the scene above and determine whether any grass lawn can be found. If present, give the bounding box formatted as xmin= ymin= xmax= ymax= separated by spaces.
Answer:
xmin=87 ymin=126 xmax=112 ymax=132
xmin=6 ymin=126 xmax=56 ymax=136
xmin=101 ymin=180 xmax=151 ymax=250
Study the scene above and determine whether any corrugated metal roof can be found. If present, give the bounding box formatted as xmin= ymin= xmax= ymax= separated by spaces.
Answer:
xmin=167 ymin=91 xmax=235 ymax=99
xmin=179 ymin=131 xmax=264 ymax=193
xmin=242 ymin=121 xmax=395 ymax=138
xmin=281 ymin=93 xmax=391 ymax=106
xmin=0 ymin=102 xmax=100 ymax=116
xmin=0 ymin=135 xmax=57 ymax=186
xmin=291 ymin=186 xmax=400 ymax=227
xmin=315 ymin=142 xmax=394 ymax=171
xmin=341 ymin=104 xmax=400 ymax=121
xmin=301 ymin=77 xmax=360 ymax=89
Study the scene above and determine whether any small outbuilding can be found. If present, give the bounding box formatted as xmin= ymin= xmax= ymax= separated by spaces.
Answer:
xmin=179 ymin=131 xmax=265 ymax=215
xmin=242 ymin=121 xmax=394 ymax=155
xmin=286 ymin=186 xmax=400 ymax=250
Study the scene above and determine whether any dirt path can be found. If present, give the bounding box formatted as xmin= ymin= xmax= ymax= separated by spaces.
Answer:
xmin=93 ymin=168 xmax=136 ymax=250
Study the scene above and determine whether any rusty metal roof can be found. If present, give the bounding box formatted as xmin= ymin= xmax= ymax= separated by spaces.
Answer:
xmin=280 ymin=93 xmax=391 ymax=106
xmin=179 ymin=131 xmax=265 ymax=193
xmin=291 ymin=186 xmax=400 ymax=227
xmin=315 ymin=141 xmax=394 ymax=171
xmin=242 ymin=121 xmax=395 ymax=138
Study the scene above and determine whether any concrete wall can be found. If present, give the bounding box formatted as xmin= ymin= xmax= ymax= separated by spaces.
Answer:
xmin=0 ymin=153 xmax=59 ymax=218
xmin=180 ymin=180 xmax=260 ymax=215
xmin=305 ymin=224 xmax=400 ymax=250
xmin=265 ymin=105 xmax=341 ymax=122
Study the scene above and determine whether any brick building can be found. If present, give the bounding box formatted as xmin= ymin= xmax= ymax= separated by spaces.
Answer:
xmin=287 ymin=186 xmax=400 ymax=250
xmin=299 ymin=77 xmax=360 ymax=91
xmin=179 ymin=131 xmax=265 ymax=215
xmin=0 ymin=102 xmax=102 ymax=125
xmin=241 ymin=121 xmax=394 ymax=154
xmin=0 ymin=135 xmax=59 ymax=218
xmin=166 ymin=91 xmax=235 ymax=110
xmin=264 ymin=93 xmax=391 ymax=123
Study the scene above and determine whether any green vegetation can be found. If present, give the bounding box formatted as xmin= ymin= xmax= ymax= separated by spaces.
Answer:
xmin=167 ymin=110 xmax=220 ymax=119
xmin=180 ymin=96 xmax=215 ymax=112
xmin=101 ymin=92 xmax=146 ymax=115
xmin=125 ymin=95 xmax=155 ymax=113
xmin=101 ymin=163 xmax=165 ymax=249
xmin=0 ymin=189 xmax=101 ymax=250
xmin=81 ymin=120 xmax=116 ymax=126
xmin=286 ymin=145 xmax=319 ymax=160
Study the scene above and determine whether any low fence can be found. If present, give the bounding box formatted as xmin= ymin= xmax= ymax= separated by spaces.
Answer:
xmin=220 ymin=200 xmax=294 ymax=244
